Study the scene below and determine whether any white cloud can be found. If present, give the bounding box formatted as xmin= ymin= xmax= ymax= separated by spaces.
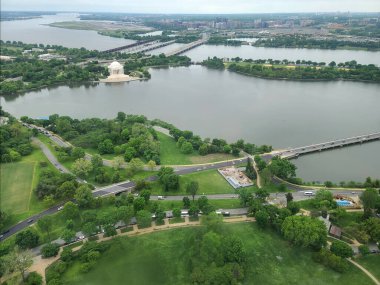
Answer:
xmin=1 ymin=0 xmax=379 ymax=13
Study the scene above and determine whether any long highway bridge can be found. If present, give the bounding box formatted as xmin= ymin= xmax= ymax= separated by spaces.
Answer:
xmin=165 ymin=38 xmax=208 ymax=56
xmin=263 ymin=132 xmax=380 ymax=161
xmin=103 ymin=40 xmax=153 ymax=53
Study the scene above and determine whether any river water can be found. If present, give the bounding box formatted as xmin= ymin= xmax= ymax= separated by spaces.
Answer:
xmin=1 ymin=14 xmax=379 ymax=182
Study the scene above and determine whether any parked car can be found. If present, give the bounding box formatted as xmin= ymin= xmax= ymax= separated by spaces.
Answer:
xmin=221 ymin=211 xmax=230 ymax=217
xmin=27 ymin=219 xmax=34 ymax=224
xmin=57 ymin=206 xmax=64 ymax=211
xmin=157 ymin=196 xmax=165 ymax=200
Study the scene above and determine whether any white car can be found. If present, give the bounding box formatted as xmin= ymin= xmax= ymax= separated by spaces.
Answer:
xmin=57 ymin=206 xmax=64 ymax=211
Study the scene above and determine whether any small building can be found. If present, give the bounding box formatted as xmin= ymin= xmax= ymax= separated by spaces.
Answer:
xmin=0 ymin=55 xmax=13 ymax=61
xmin=329 ymin=225 xmax=342 ymax=238
xmin=38 ymin=53 xmax=66 ymax=61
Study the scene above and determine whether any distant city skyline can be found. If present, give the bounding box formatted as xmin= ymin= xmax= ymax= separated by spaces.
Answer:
xmin=2 ymin=0 xmax=380 ymax=14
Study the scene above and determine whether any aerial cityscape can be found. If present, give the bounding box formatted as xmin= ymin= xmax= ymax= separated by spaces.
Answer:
xmin=0 ymin=1 xmax=379 ymax=284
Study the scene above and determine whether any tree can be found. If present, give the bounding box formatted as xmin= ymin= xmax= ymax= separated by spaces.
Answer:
xmin=112 ymin=156 xmax=125 ymax=170
xmin=128 ymin=158 xmax=144 ymax=173
xmin=358 ymin=245 xmax=370 ymax=256
xmin=15 ymin=230 xmax=39 ymax=249
xmin=82 ymin=222 xmax=98 ymax=237
xmin=363 ymin=217 xmax=380 ymax=242
xmin=147 ymin=160 xmax=156 ymax=171
xmin=104 ymin=224 xmax=117 ymax=237
xmin=37 ymin=216 xmax=53 ymax=241
xmin=183 ymin=196 xmax=191 ymax=208
xmin=189 ymin=205 xmax=200 ymax=218
xmin=117 ymin=111 xmax=126 ymax=122
xmin=255 ymin=210 xmax=269 ymax=228
xmin=98 ymin=139 xmax=114 ymax=154
xmin=62 ymin=201 xmax=79 ymax=220
xmin=238 ymin=188 xmax=252 ymax=207
xmin=155 ymin=207 xmax=166 ymax=224
xmin=124 ymin=147 xmax=136 ymax=162
xmin=140 ymin=190 xmax=151 ymax=203
xmin=173 ymin=208 xmax=181 ymax=218
xmin=4 ymin=246 xmax=33 ymax=281
xmin=91 ymin=154 xmax=103 ymax=169
xmin=25 ymin=271 xmax=43 ymax=285
xmin=285 ymin=192 xmax=293 ymax=204
xmin=287 ymin=201 xmax=300 ymax=215
xmin=186 ymin=181 xmax=199 ymax=201
xmin=330 ymin=240 xmax=353 ymax=258
xmin=136 ymin=210 xmax=152 ymax=228
xmin=282 ymin=216 xmax=327 ymax=249
xmin=360 ymin=189 xmax=379 ymax=214
xmin=117 ymin=205 xmax=134 ymax=225
xmin=133 ymin=197 xmax=146 ymax=212
xmin=181 ymin=141 xmax=193 ymax=154
xmin=61 ymin=229 xmax=76 ymax=243
xmin=74 ymin=185 xmax=94 ymax=208
xmin=222 ymin=236 xmax=245 ymax=263
xmin=57 ymin=180 xmax=76 ymax=199
xmin=254 ymin=188 xmax=269 ymax=202
xmin=41 ymin=243 xmax=60 ymax=258
xmin=268 ymin=157 xmax=297 ymax=179
xmin=72 ymin=158 xmax=93 ymax=178
xmin=71 ymin=147 xmax=85 ymax=159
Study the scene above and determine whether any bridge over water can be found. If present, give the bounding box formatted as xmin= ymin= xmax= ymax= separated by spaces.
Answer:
xmin=165 ymin=38 xmax=208 ymax=56
xmin=265 ymin=132 xmax=380 ymax=161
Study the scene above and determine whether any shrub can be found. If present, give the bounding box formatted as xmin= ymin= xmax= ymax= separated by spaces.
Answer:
xmin=26 ymin=272 xmax=43 ymax=285
xmin=358 ymin=244 xmax=370 ymax=256
xmin=313 ymin=248 xmax=349 ymax=273
xmin=330 ymin=240 xmax=353 ymax=258
xmin=41 ymin=243 xmax=60 ymax=258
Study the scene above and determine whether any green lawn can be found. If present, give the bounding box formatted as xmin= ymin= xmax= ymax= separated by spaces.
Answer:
xmin=149 ymin=169 xmax=257 ymax=195
xmin=59 ymin=223 xmax=371 ymax=285
xmin=1 ymin=162 xmax=35 ymax=214
xmin=0 ymin=144 xmax=58 ymax=230
xmin=157 ymin=132 xmax=238 ymax=165
xmin=355 ymin=255 xmax=380 ymax=281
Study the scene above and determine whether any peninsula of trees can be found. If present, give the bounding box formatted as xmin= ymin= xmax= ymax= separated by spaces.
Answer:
xmin=202 ymin=57 xmax=380 ymax=83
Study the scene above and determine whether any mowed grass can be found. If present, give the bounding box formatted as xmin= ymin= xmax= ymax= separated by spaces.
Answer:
xmin=155 ymin=198 xmax=242 ymax=211
xmin=355 ymin=255 xmax=380 ymax=281
xmin=60 ymin=223 xmax=371 ymax=285
xmin=150 ymin=169 xmax=256 ymax=195
xmin=0 ymin=162 xmax=35 ymax=214
xmin=157 ymin=132 xmax=237 ymax=165
xmin=0 ymin=143 xmax=58 ymax=230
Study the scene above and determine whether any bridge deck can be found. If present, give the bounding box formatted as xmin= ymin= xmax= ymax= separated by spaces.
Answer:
xmin=275 ymin=132 xmax=380 ymax=158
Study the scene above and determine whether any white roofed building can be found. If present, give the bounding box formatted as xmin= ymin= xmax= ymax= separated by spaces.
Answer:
xmin=101 ymin=60 xmax=139 ymax=83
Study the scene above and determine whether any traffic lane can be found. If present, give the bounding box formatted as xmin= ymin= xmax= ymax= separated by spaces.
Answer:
xmin=150 ymin=194 xmax=239 ymax=201
xmin=0 ymin=204 xmax=64 ymax=242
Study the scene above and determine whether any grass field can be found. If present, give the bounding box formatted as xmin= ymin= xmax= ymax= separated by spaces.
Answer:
xmin=0 ymin=143 xmax=58 ymax=230
xmin=1 ymin=162 xmax=35 ymax=214
xmin=149 ymin=169 xmax=257 ymax=195
xmin=157 ymin=132 xmax=237 ymax=165
xmin=156 ymin=198 xmax=242 ymax=210
xmin=355 ymin=255 xmax=380 ymax=281
xmin=60 ymin=223 xmax=371 ymax=285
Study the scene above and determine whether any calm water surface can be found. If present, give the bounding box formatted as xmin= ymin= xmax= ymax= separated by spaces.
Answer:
xmin=1 ymin=66 xmax=379 ymax=182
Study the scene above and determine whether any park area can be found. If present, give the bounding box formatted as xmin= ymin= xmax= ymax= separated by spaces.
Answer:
xmin=0 ymin=145 xmax=56 ymax=230
xmin=58 ymin=223 xmax=372 ymax=285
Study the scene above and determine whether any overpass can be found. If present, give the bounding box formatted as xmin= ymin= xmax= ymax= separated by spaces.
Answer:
xmin=267 ymin=132 xmax=380 ymax=160
xmin=165 ymin=38 xmax=207 ymax=56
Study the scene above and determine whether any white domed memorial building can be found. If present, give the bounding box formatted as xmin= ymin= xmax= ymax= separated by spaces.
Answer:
xmin=100 ymin=61 xmax=139 ymax=83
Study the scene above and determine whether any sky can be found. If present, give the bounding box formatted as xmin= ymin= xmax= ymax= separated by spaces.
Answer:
xmin=2 ymin=0 xmax=380 ymax=14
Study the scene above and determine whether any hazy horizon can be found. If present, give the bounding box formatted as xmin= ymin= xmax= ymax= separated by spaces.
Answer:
xmin=1 ymin=0 xmax=379 ymax=14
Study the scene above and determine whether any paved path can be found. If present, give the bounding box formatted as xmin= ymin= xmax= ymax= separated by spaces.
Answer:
xmin=348 ymin=258 xmax=380 ymax=285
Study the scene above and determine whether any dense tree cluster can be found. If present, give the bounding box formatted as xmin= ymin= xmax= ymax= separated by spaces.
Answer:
xmin=0 ymin=110 xmax=33 ymax=163
xmin=226 ymin=58 xmax=380 ymax=82
xmin=201 ymin=56 xmax=225 ymax=69
xmin=0 ymin=57 xmax=108 ymax=95
xmin=268 ymin=157 xmax=297 ymax=180
xmin=207 ymin=36 xmax=242 ymax=46
xmin=253 ymin=35 xmax=380 ymax=51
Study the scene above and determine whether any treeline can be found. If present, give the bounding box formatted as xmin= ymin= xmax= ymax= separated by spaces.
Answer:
xmin=207 ymin=36 xmax=242 ymax=46
xmin=224 ymin=58 xmax=380 ymax=82
xmin=152 ymin=118 xmax=272 ymax=157
xmin=0 ymin=108 xmax=33 ymax=163
xmin=253 ymin=35 xmax=380 ymax=51
xmin=0 ymin=58 xmax=107 ymax=95
xmin=123 ymin=54 xmax=191 ymax=73
xmin=201 ymin=57 xmax=225 ymax=69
